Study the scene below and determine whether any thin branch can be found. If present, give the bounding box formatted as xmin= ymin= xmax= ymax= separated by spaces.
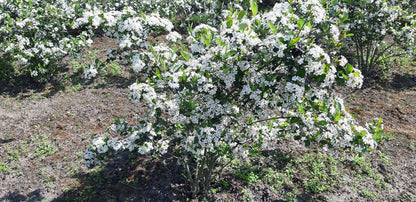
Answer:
xmin=250 ymin=116 xmax=292 ymax=124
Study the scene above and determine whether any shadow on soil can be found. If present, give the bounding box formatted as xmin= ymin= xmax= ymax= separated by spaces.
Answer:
xmin=0 ymin=65 xmax=137 ymax=99
xmin=389 ymin=73 xmax=416 ymax=90
xmin=0 ymin=189 xmax=44 ymax=202
xmin=362 ymin=72 xmax=416 ymax=91
xmin=53 ymin=152 xmax=187 ymax=201
xmin=54 ymin=147 xmax=319 ymax=201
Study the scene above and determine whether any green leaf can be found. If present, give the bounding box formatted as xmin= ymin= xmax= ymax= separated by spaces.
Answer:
xmin=306 ymin=21 xmax=312 ymax=29
xmin=180 ymin=51 xmax=190 ymax=62
xmin=239 ymin=23 xmax=248 ymax=30
xmin=345 ymin=64 xmax=354 ymax=73
xmin=372 ymin=131 xmax=382 ymax=142
xmin=297 ymin=102 xmax=305 ymax=114
xmin=250 ymin=0 xmax=258 ymax=16
xmin=155 ymin=68 xmax=162 ymax=79
xmin=267 ymin=21 xmax=277 ymax=34
xmin=334 ymin=112 xmax=341 ymax=123
xmin=289 ymin=36 xmax=301 ymax=47
xmin=316 ymin=121 xmax=327 ymax=126
xmin=297 ymin=19 xmax=305 ymax=30
xmin=237 ymin=10 xmax=246 ymax=21
xmin=226 ymin=16 xmax=233 ymax=28
xmin=353 ymin=71 xmax=360 ymax=77
xmin=201 ymin=34 xmax=210 ymax=47
xmin=248 ymin=115 xmax=253 ymax=124
xmin=225 ymin=50 xmax=237 ymax=58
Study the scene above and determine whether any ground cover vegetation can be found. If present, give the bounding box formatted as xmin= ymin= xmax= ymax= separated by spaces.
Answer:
xmin=0 ymin=0 xmax=415 ymax=201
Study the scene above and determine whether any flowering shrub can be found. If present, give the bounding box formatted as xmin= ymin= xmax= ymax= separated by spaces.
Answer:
xmin=84 ymin=0 xmax=384 ymax=197
xmin=0 ymin=0 xmax=90 ymax=82
xmin=324 ymin=0 xmax=416 ymax=76
xmin=0 ymin=0 xmax=392 ymax=198
xmin=0 ymin=0 xmax=179 ymax=82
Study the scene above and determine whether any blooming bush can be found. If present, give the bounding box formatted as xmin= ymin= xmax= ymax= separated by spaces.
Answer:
xmin=324 ymin=0 xmax=416 ymax=76
xmin=0 ymin=0 xmax=90 ymax=82
xmin=83 ymin=0 xmax=385 ymax=197
xmin=0 ymin=0 xmax=392 ymax=198
xmin=0 ymin=0 xmax=180 ymax=82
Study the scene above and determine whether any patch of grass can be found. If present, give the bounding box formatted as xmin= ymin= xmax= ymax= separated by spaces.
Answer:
xmin=66 ymin=83 xmax=83 ymax=93
xmin=284 ymin=188 xmax=299 ymax=202
xmin=234 ymin=159 xmax=263 ymax=184
xmin=102 ymin=62 xmax=123 ymax=77
xmin=379 ymin=151 xmax=392 ymax=167
xmin=294 ymin=152 xmax=341 ymax=194
xmin=30 ymin=134 xmax=58 ymax=158
xmin=20 ymin=140 xmax=30 ymax=153
xmin=6 ymin=147 xmax=20 ymax=161
xmin=345 ymin=152 xmax=392 ymax=198
xmin=264 ymin=167 xmax=294 ymax=190
xmin=0 ymin=161 xmax=12 ymax=173
xmin=360 ymin=188 xmax=377 ymax=199
xmin=242 ymin=187 xmax=254 ymax=202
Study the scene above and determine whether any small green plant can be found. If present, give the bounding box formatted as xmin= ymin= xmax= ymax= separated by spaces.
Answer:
xmin=410 ymin=141 xmax=415 ymax=152
xmin=264 ymin=167 xmax=293 ymax=190
xmin=7 ymin=148 xmax=20 ymax=161
xmin=0 ymin=161 xmax=12 ymax=173
xmin=71 ymin=61 xmax=85 ymax=74
xmin=379 ymin=152 xmax=392 ymax=167
xmin=295 ymin=152 xmax=341 ymax=194
xmin=360 ymin=188 xmax=377 ymax=199
xmin=284 ymin=188 xmax=299 ymax=202
xmin=103 ymin=62 xmax=123 ymax=76
xmin=66 ymin=83 xmax=82 ymax=92
xmin=30 ymin=134 xmax=58 ymax=158
xmin=235 ymin=160 xmax=262 ymax=184
xmin=29 ymin=93 xmax=37 ymax=100
xmin=89 ymin=169 xmax=104 ymax=185
xmin=242 ymin=188 xmax=254 ymax=202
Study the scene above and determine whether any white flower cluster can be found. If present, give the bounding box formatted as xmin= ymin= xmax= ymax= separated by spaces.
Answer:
xmin=131 ymin=54 xmax=146 ymax=73
xmin=129 ymin=83 xmax=158 ymax=104
xmin=166 ymin=31 xmax=182 ymax=43
xmin=84 ymin=64 xmax=98 ymax=80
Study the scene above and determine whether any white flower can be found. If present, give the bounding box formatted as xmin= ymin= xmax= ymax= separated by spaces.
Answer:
xmin=129 ymin=83 xmax=158 ymax=104
xmin=346 ymin=69 xmax=364 ymax=88
xmin=131 ymin=54 xmax=146 ymax=73
xmin=339 ymin=55 xmax=348 ymax=67
xmin=331 ymin=24 xmax=340 ymax=42
xmin=107 ymin=138 xmax=124 ymax=151
xmin=192 ymin=24 xmax=217 ymax=36
xmin=145 ymin=12 xmax=173 ymax=32
xmin=97 ymin=144 xmax=109 ymax=154
xmin=166 ymin=31 xmax=182 ymax=43
xmin=86 ymin=38 xmax=93 ymax=46
xmin=138 ymin=142 xmax=154 ymax=154
xmin=31 ymin=71 xmax=39 ymax=77
xmin=92 ymin=137 xmax=106 ymax=148
xmin=84 ymin=64 xmax=98 ymax=80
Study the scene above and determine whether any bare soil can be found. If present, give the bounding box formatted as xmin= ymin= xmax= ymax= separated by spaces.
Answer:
xmin=0 ymin=40 xmax=415 ymax=201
